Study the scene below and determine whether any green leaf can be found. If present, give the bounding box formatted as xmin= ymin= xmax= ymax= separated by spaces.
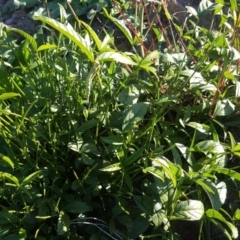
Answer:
xmin=79 ymin=20 xmax=102 ymax=51
xmin=196 ymin=179 xmax=222 ymax=210
xmin=77 ymin=120 xmax=98 ymax=132
xmin=129 ymin=217 xmax=149 ymax=239
xmin=230 ymin=0 xmax=238 ymax=11
xmin=144 ymin=166 xmax=164 ymax=181
xmin=213 ymin=99 xmax=235 ymax=117
xmin=215 ymin=167 xmax=240 ymax=181
xmin=101 ymin=135 xmax=124 ymax=145
xmin=0 ymin=210 xmax=20 ymax=224
xmin=64 ymin=201 xmax=90 ymax=214
xmin=99 ymin=163 xmax=122 ymax=172
xmin=122 ymin=102 xmax=148 ymax=131
xmin=81 ymin=143 xmax=99 ymax=155
xmin=117 ymin=85 xmax=139 ymax=105
xmin=81 ymin=153 xmax=95 ymax=165
xmin=37 ymin=44 xmax=57 ymax=51
xmin=116 ymin=215 xmax=133 ymax=228
xmin=152 ymin=210 xmax=166 ymax=227
xmin=10 ymin=28 xmax=37 ymax=51
xmin=151 ymin=158 xmax=177 ymax=188
xmin=156 ymin=96 xmax=178 ymax=104
xmin=104 ymin=9 xmax=133 ymax=45
xmin=96 ymin=52 xmax=136 ymax=65
xmin=68 ymin=140 xmax=83 ymax=153
xmin=233 ymin=209 xmax=240 ymax=220
xmin=124 ymin=146 xmax=145 ymax=166
xmin=194 ymin=140 xmax=226 ymax=167
xmin=0 ymin=154 xmax=14 ymax=169
xmin=57 ymin=211 xmax=70 ymax=235
xmin=133 ymin=195 xmax=153 ymax=215
xmin=206 ymin=209 xmax=238 ymax=239
xmin=33 ymin=16 xmax=94 ymax=62
xmin=171 ymin=200 xmax=204 ymax=220
xmin=0 ymin=172 xmax=19 ymax=187
xmin=20 ymin=170 xmax=45 ymax=186
xmin=0 ymin=93 xmax=20 ymax=101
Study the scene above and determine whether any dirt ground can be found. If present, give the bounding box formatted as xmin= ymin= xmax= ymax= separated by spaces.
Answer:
xmin=0 ymin=0 xmax=208 ymax=35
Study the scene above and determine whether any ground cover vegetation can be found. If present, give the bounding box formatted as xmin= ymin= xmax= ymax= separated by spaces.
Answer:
xmin=0 ymin=0 xmax=240 ymax=239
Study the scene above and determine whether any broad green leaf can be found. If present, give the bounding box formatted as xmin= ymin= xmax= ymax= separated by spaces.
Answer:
xmin=233 ymin=209 xmax=240 ymax=220
xmin=57 ymin=211 xmax=70 ymax=235
xmin=0 ymin=92 xmax=20 ymax=101
xmin=37 ymin=44 xmax=57 ymax=51
xmin=99 ymin=163 xmax=122 ymax=172
xmin=152 ymin=158 xmax=177 ymax=187
xmin=122 ymin=102 xmax=148 ymax=131
xmin=128 ymin=217 xmax=149 ymax=239
xmin=77 ymin=120 xmax=98 ymax=132
xmin=0 ymin=154 xmax=14 ymax=169
xmin=0 ymin=172 xmax=19 ymax=187
xmin=81 ymin=153 xmax=95 ymax=165
xmin=133 ymin=195 xmax=153 ymax=215
xmin=124 ymin=146 xmax=145 ymax=166
xmin=21 ymin=170 xmax=45 ymax=186
xmin=196 ymin=179 xmax=222 ymax=210
xmin=64 ymin=201 xmax=90 ymax=214
xmin=33 ymin=16 xmax=94 ymax=62
xmin=96 ymin=52 xmax=137 ymax=65
xmin=187 ymin=122 xmax=210 ymax=134
xmin=101 ymin=135 xmax=124 ymax=145
xmin=215 ymin=35 xmax=229 ymax=48
xmin=81 ymin=143 xmax=99 ymax=155
xmin=152 ymin=210 xmax=166 ymax=227
xmin=194 ymin=140 xmax=226 ymax=166
xmin=187 ymin=71 xmax=217 ymax=91
xmin=116 ymin=215 xmax=133 ymax=228
xmin=206 ymin=209 xmax=238 ymax=239
xmin=171 ymin=200 xmax=204 ymax=220
xmin=68 ymin=140 xmax=83 ymax=153
xmin=144 ymin=166 xmax=164 ymax=181
xmin=230 ymin=0 xmax=238 ymax=11
xmin=0 ymin=210 xmax=20 ymax=224
xmin=213 ymin=99 xmax=235 ymax=117
xmin=117 ymin=85 xmax=139 ymax=105
xmin=215 ymin=167 xmax=240 ymax=181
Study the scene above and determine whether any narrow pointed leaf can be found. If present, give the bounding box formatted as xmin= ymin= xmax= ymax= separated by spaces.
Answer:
xmin=33 ymin=16 xmax=94 ymax=62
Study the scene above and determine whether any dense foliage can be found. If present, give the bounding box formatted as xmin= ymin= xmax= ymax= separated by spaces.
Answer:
xmin=0 ymin=0 xmax=240 ymax=239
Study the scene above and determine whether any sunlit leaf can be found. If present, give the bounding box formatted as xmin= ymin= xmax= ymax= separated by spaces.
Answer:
xmin=171 ymin=200 xmax=204 ymax=220
xmin=21 ymin=170 xmax=45 ymax=186
xmin=206 ymin=209 xmax=238 ymax=239
xmin=0 ymin=154 xmax=14 ymax=169
xmin=0 ymin=93 xmax=20 ymax=101
xmin=33 ymin=16 xmax=94 ymax=62
xmin=213 ymin=99 xmax=235 ymax=117
xmin=99 ymin=163 xmax=122 ymax=172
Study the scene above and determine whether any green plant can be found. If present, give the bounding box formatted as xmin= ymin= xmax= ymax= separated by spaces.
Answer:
xmin=0 ymin=0 xmax=240 ymax=239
